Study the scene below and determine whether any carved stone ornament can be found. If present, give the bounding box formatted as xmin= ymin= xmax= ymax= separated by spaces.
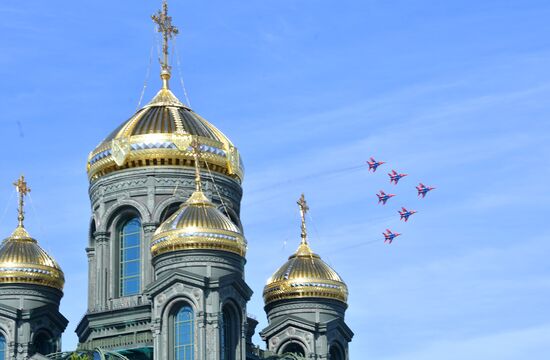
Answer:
xmin=173 ymin=134 xmax=193 ymax=151
xmin=111 ymin=138 xmax=131 ymax=166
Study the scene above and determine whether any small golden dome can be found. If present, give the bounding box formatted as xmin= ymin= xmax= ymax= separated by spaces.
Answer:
xmin=87 ymin=87 xmax=244 ymax=183
xmin=0 ymin=226 xmax=65 ymax=291
xmin=150 ymin=190 xmax=247 ymax=257
xmin=263 ymin=241 xmax=348 ymax=305
xmin=263 ymin=194 xmax=347 ymax=305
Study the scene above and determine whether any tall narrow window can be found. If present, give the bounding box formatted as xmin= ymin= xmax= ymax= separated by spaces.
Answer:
xmin=120 ymin=217 xmax=141 ymax=296
xmin=174 ymin=305 xmax=194 ymax=360
xmin=221 ymin=305 xmax=238 ymax=360
xmin=329 ymin=345 xmax=343 ymax=360
xmin=0 ymin=334 xmax=5 ymax=360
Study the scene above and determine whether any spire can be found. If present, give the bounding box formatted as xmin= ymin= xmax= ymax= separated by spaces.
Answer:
xmin=13 ymin=175 xmax=31 ymax=228
xmin=152 ymin=0 xmax=179 ymax=90
xmin=297 ymin=193 xmax=309 ymax=245
xmin=190 ymin=139 xmax=203 ymax=193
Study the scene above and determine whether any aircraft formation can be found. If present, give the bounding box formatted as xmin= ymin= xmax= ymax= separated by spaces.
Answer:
xmin=366 ymin=157 xmax=435 ymax=245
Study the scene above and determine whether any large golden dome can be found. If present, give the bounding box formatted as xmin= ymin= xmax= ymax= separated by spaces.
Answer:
xmin=263 ymin=241 xmax=348 ymax=305
xmin=87 ymin=87 xmax=243 ymax=183
xmin=150 ymin=190 xmax=247 ymax=258
xmin=0 ymin=225 xmax=65 ymax=291
xmin=263 ymin=194 xmax=348 ymax=305
xmin=0 ymin=176 xmax=65 ymax=291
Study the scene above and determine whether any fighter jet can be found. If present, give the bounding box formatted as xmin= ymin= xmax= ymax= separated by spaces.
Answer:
xmin=367 ymin=157 xmax=385 ymax=172
xmin=377 ymin=190 xmax=395 ymax=205
xmin=388 ymin=169 xmax=408 ymax=184
xmin=416 ymin=183 xmax=435 ymax=198
xmin=398 ymin=207 xmax=417 ymax=222
xmin=383 ymin=229 xmax=401 ymax=244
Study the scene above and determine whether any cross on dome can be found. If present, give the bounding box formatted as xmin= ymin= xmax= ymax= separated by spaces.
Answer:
xmin=190 ymin=139 xmax=203 ymax=193
xmin=152 ymin=0 xmax=179 ymax=89
xmin=297 ymin=193 xmax=309 ymax=244
xmin=13 ymin=175 xmax=30 ymax=228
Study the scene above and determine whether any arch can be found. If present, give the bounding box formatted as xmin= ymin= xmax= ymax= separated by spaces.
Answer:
xmin=329 ymin=342 xmax=345 ymax=360
xmin=118 ymin=217 xmax=142 ymax=296
xmin=152 ymin=196 xmax=187 ymax=223
xmin=158 ymin=201 xmax=184 ymax=224
xmin=170 ymin=302 xmax=195 ymax=360
xmin=32 ymin=330 xmax=55 ymax=355
xmin=220 ymin=300 xmax=241 ymax=360
xmin=278 ymin=339 xmax=307 ymax=357
xmin=89 ymin=217 xmax=97 ymax=247
xmin=100 ymin=200 xmax=151 ymax=232
xmin=217 ymin=205 xmax=242 ymax=230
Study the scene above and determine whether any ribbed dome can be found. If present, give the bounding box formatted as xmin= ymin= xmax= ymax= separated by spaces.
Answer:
xmin=0 ymin=226 xmax=65 ymax=291
xmin=87 ymin=88 xmax=244 ymax=182
xmin=151 ymin=190 xmax=246 ymax=257
xmin=263 ymin=241 xmax=348 ymax=305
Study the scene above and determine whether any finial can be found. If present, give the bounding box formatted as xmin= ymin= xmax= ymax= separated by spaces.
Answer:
xmin=297 ymin=193 xmax=309 ymax=244
xmin=190 ymin=138 xmax=203 ymax=193
xmin=13 ymin=175 xmax=31 ymax=228
xmin=152 ymin=0 xmax=179 ymax=90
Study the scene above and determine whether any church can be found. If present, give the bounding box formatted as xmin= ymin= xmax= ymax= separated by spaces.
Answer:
xmin=0 ymin=2 xmax=353 ymax=359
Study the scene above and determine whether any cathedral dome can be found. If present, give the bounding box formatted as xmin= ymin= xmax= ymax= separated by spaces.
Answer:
xmin=87 ymin=88 xmax=243 ymax=183
xmin=0 ymin=225 xmax=65 ymax=291
xmin=263 ymin=241 xmax=348 ymax=305
xmin=150 ymin=190 xmax=247 ymax=258
xmin=263 ymin=194 xmax=348 ymax=306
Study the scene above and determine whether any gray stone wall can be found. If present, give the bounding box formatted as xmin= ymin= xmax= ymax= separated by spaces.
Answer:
xmin=0 ymin=285 xmax=67 ymax=359
xmin=261 ymin=299 xmax=353 ymax=360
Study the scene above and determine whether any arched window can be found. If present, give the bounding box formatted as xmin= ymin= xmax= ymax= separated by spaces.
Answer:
xmin=119 ymin=217 xmax=141 ymax=296
xmin=329 ymin=344 xmax=344 ymax=360
xmin=33 ymin=332 xmax=54 ymax=355
xmin=220 ymin=304 xmax=239 ymax=360
xmin=174 ymin=305 xmax=194 ymax=360
xmin=0 ymin=334 xmax=5 ymax=360
xmin=281 ymin=342 xmax=305 ymax=357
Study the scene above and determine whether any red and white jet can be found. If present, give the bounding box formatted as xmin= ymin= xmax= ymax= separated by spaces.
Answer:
xmin=367 ymin=157 xmax=385 ymax=172
xmin=398 ymin=207 xmax=417 ymax=222
xmin=383 ymin=229 xmax=401 ymax=244
xmin=416 ymin=183 xmax=435 ymax=198
xmin=388 ymin=169 xmax=408 ymax=184
xmin=377 ymin=190 xmax=396 ymax=205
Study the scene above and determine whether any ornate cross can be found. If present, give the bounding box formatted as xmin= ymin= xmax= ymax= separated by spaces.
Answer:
xmin=297 ymin=193 xmax=309 ymax=243
xmin=13 ymin=175 xmax=31 ymax=227
xmin=190 ymin=138 xmax=203 ymax=192
xmin=152 ymin=1 xmax=179 ymax=78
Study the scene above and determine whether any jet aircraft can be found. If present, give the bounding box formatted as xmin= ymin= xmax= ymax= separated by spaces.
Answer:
xmin=377 ymin=190 xmax=395 ymax=205
xmin=367 ymin=157 xmax=385 ymax=172
xmin=388 ymin=169 xmax=408 ymax=184
xmin=398 ymin=207 xmax=417 ymax=222
xmin=383 ymin=229 xmax=401 ymax=244
xmin=416 ymin=183 xmax=435 ymax=198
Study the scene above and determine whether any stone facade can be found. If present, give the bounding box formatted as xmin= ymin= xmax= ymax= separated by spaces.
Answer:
xmin=0 ymin=285 xmax=67 ymax=359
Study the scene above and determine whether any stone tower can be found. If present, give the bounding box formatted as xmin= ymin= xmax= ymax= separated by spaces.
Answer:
xmin=0 ymin=176 xmax=67 ymax=359
xmin=75 ymin=2 xmax=249 ymax=358
xmin=261 ymin=195 xmax=353 ymax=360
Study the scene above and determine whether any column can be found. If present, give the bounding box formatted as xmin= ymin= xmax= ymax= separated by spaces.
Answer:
xmin=142 ymin=222 xmax=158 ymax=287
xmin=93 ymin=231 xmax=110 ymax=309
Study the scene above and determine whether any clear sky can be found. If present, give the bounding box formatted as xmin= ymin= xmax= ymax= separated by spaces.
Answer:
xmin=0 ymin=1 xmax=549 ymax=359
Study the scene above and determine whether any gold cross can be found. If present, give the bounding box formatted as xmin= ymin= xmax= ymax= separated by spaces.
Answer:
xmin=13 ymin=175 xmax=31 ymax=227
xmin=152 ymin=0 xmax=179 ymax=83
xmin=297 ymin=193 xmax=309 ymax=243
xmin=190 ymin=138 xmax=203 ymax=192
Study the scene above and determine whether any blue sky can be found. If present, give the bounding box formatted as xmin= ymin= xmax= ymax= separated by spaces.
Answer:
xmin=1 ymin=0 xmax=549 ymax=358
